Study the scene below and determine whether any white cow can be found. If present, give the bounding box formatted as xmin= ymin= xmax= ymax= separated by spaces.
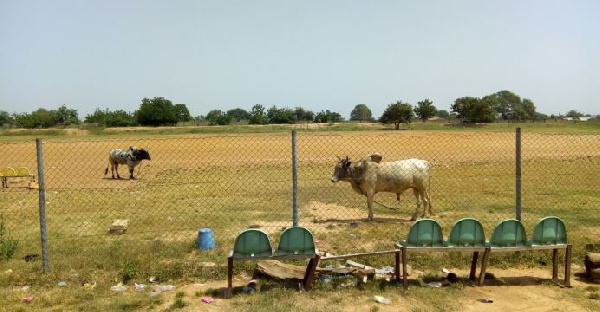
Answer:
xmin=331 ymin=153 xmax=433 ymax=221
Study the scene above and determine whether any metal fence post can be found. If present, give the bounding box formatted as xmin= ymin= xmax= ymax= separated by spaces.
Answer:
xmin=515 ymin=127 xmax=522 ymax=221
xmin=292 ymin=130 xmax=299 ymax=226
xmin=36 ymin=138 xmax=49 ymax=273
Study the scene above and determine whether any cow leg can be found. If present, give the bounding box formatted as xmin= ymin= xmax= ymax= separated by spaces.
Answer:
xmin=423 ymin=188 xmax=433 ymax=216
xmin=114 ymin=163 xmax=121 ymax=179
xmin=366 ymin=193 xmax=374 ymax=221
xmin=411 ymin=190 xmax=422 ymax=221
xmin=111 ymin=162 xmax=116 ymax=179
xmin=129 ymin=167 xmax=135 ymax=180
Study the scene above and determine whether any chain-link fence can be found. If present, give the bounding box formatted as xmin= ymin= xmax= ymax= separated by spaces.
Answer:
xmin=0 ymin=129 xmax=599 ymax=276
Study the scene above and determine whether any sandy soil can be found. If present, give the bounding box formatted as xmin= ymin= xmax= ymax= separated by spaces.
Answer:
xmin=152 ymin=265 xmax=597 ymax=312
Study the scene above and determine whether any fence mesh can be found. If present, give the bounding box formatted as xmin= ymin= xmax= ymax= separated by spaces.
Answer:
xmin=0 ymin=130 xmax=599 ymax=276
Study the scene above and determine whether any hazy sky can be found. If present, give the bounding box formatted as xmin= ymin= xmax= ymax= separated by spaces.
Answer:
xmin=1 ymin=0 xmax=599 ymax=119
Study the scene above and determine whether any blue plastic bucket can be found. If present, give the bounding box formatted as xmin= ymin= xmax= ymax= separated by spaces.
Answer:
xmin=196 ymin=228 xmax=216 ymax=250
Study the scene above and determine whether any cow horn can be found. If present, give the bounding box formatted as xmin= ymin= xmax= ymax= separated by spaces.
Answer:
xmin=344 ymin=156 xmax=349 ymax=162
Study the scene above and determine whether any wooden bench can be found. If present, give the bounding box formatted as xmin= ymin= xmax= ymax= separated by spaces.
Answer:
xmin=1 ymin=167 xmax=36 ymax=188
xmin=227 ymin=226 xmax=320 ymax=298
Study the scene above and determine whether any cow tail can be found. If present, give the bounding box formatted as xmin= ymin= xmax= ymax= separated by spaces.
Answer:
xmin=104 ymin=157 xmax=110 ymax=176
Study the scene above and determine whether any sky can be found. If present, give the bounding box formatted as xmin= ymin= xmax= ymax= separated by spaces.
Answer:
xmin=1 ymin=0 xmax=599 ymax=120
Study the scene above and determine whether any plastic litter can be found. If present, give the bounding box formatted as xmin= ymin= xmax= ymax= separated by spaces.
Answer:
xmin=134 ymin=283 xmax=147 ymax=291
xmin=84 ymin=282 xmax=97 ymax=290
xmin=242 ymin=286 xmax=255 ymax=294
xmin=22 ymin=294 xmax=34 ymax=304
xmin=110 ymin=282 xmax=127 ymax=292
xmin=374 ymin=295 xmax=392 ymax=305
xmin=148 ymin=276 xmax=161 ymax=283
xmin=57 ymin=281 xmax=67 ymax=287
xmin=478 ymin=298 xmax=494 ymax=303
xmin=338 ymin=275 xmax=358 ymax=287
xmin=24 ymin=254 xmax=39 ymax=262
xmin=152 ymin=285 xmax=176 ymax=292
xmin=201 ymin=297 xmax=213 ymax=304
xmin=319 ymin=274 xmax=332 ymax=284
xmin=427 ymin=282 xmax=443 ymax=288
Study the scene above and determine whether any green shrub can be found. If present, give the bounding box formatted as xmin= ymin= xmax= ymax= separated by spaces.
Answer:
xmin=0 ymin=216 xmax=18 ymax=261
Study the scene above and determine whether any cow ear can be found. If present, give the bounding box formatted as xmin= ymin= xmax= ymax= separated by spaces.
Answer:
xmin=371 ymin=153 xmax=383 ymax=163
xmin=345 ymin=161 xmax=352 ymax=167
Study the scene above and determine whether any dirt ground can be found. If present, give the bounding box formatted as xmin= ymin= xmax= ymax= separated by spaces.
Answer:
xmin=152 ymin=265 xmax=597 ymax=312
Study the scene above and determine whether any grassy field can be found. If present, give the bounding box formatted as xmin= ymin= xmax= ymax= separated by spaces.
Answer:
xmin=0 ymin=122 xmax=599 ymax=311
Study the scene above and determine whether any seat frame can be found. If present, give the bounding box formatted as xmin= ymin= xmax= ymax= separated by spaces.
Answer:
xmin=227 ymin=227 xmax=320 ymax=298
xmin=479 ymin=217 xmax=572 ymax=286
xmin=396 ymin=218 xmax=488 ymax=287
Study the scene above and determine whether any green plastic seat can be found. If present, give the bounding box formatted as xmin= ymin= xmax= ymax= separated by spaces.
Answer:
xmin=277 ymin=226 xmax=316 ymax=256
xmin=232 ymin=228 xmax=273 ymax=259
xmin=402 ymin=219 xmax=444 ymax=247
xmin=529 ymin=216 xmax=568 ymax=246
xmin=487 ymin=219 xmax=528 ymax=248
xmin=446 ymin=218 xmax=486 ymax=247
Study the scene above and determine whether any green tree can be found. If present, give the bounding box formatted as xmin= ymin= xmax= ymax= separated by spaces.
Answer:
xmin=0 ymin=111 xmax=14 ymax=127
xmin=227 ymin=108 xmax=250 ymax=123
xmin=314 ymin=110 xmax=343 ymax=123
xmin=450 ymin=97 xmax=494 ymax=123
xmin=105 ymin=110 xmax=137 ymax=127
xmin=84 ymin=109 xmax=108 ymax=124
xmin=53 ymin=105 xmax=79 ymax=125
xmin=350 ymin=104 xmax=373 ymax=122
xmin=483 ymin=90 xmax=537 ymax=121
xmin=483 ymin=90 xmax=521 ymax=120
xmin=379 ymin=101 xmax=414 ymax=130
xmin=294 ymin=107 xmax=314 ymax=123
xmin=566 ymin=110 xmax=584 ymax=117
xmin=205 ymin=110 xmax=232 ymax=125
xmin=414 ymin=99 xmax=437 ymax=122
xmin=267 ymin=106 xmax=295 ymax=124
xmin=518 ymin=98 xmax=536 ymax=120
xmin=85 ymin=108 xmax=137 ymax=127
xmin=15 ymin=109 xmax=57 ymax=128
xmin=435 ymin=110 xmax=450 ymax=118
xmin=173 ymin=104 xmax=191 ymax=123
xmin=248 ymin=104 xmax=269 ymax=125
xmin=135 ymin=97 xmax=178 ymax=126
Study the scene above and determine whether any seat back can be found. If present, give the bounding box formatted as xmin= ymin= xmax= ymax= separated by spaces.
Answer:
xmin=402 ymin=219 xmax=444 ymax=247
xmin=488 ymin=219 xmax=528 ymax=247
xmin=15 ymin=167 xmax=32 ymax=176
xmin=277 ymin=226 xmax=316 ymax=256
xmin=0 ymin=167 xmax=16 ymax=177
xmin=529 ymin=216 xmax=568 ymax=246
xmin=447 ymin=218 xmax=486 ymax=247
xmin=232 ymin=228 xmax=273 ymax=259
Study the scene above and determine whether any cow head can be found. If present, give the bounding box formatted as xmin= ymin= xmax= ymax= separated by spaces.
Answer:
xmin=133 ymin=148 xmax=151 ymax=161
xmin=331 ymin=156 xmax=352 ymax=183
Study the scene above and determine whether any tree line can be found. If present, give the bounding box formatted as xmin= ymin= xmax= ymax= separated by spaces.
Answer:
xmin=0 ymin=90 xmax=594 ymax=129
